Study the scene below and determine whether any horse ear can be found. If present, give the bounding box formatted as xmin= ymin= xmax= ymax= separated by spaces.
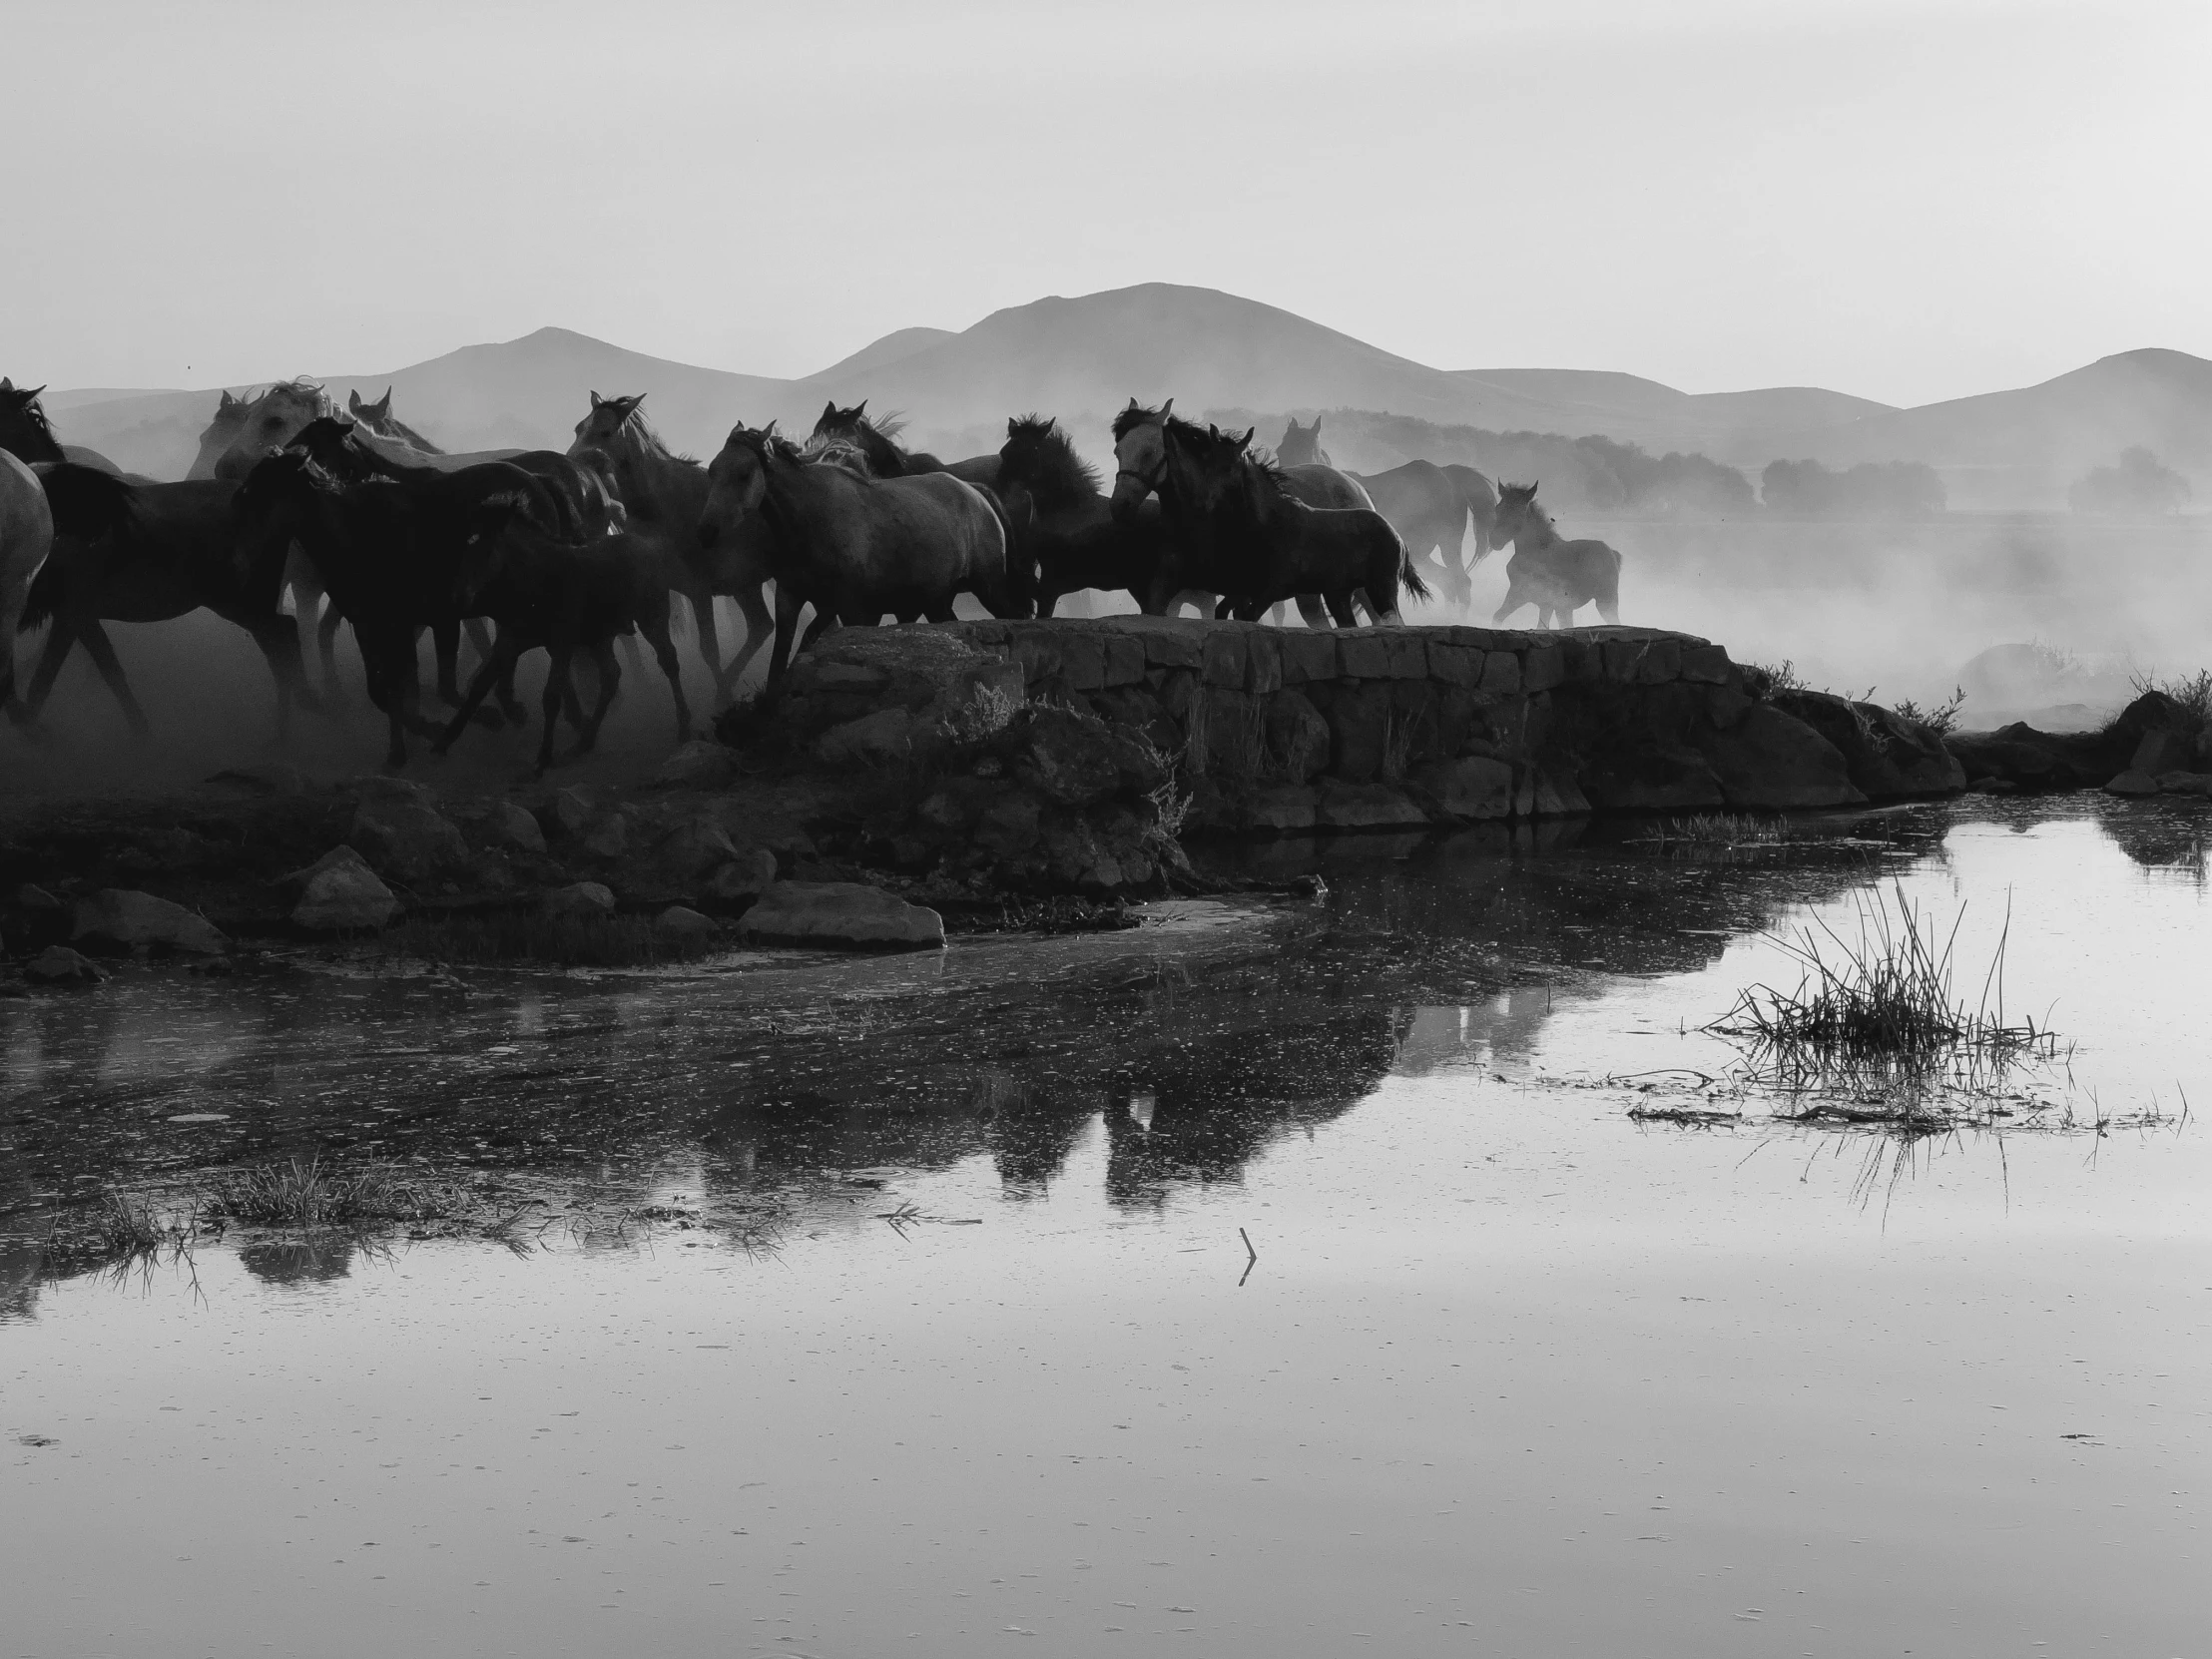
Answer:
xmin=347 ymin=390 xmax=363 ymax=411
xmin=1311 ymin=414 xmax=1322 ymax=433
xmin=1240 ymin=428 xmax=1255 ymax=448
xmin=764 ymin=418 xmax=781 ymax=440
xmin=821 ymin=401 xmax=836 ymax=422
xmin=590 ymin=390 xmax=604 ymax=408
xmin=1043 ymin=416 xmax=1056 ymax=433
xmin=1160 ymin=397 xmax=1174 ymax=419
xmin=1123 ymin=396 xmax=1139 ymax=412
xmin=1006 ymin=417 xmax=1019 ymax=436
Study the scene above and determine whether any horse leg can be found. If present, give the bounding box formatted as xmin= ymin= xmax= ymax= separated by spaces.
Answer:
xmin=432 ymin=636 xmax=525 ymax=755
xmin=764 ymin=590 xmax=805 ymax=695
xmin=1325 ymin=593 xmax=1360 ymax=628
xmin=711 ymin=586 xmax=776 ymax=704
xmin=73 ymin=621 xmax=153 ymax=739
xmin=536 ymin=644 xmax=570 ymax=774
xmin=643 ymin=612 xmax=692 ymax=744
xmin=433 ymin=619 xmax=465 ymax=707
xmin=20 ymin=618 xmax=80 ymax=724
xmin=571 ymin=638 xmax=622 ymax=758
xmin=1295 ymin=594 xmax=1331 ymax=629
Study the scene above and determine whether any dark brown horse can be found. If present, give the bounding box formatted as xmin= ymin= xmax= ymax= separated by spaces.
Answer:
xmin=0 ymin=377 xmax=134 ymax=476
xmin=996 ymin=414 xmax=1181 ymax=616
xmin=1489 ymin=481 xmax=1621 ymax=627
xmin=570 ymin=390 xmax=770 ymax=699
xmin=809 ymin=401 xmax=1000 ymax=489
xmin=1173 ymin=425 xmax=1425 ymax=625
xmin=22 ymin=465 xmax=317 ymax=738
xmin=698 ymin=422 xmax=1022 ymax=689
xmin=1278 ymin=415 xmax=1492 ymax=608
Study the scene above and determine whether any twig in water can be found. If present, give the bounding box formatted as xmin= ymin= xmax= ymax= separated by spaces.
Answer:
xmin=1238 ymin=1226 xmax=1258 ymax=1288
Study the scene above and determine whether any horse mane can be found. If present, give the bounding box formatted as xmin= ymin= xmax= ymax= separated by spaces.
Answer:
xmin=607 ymin=399 xmax=696 ymax=464
xmin=1003 ymin=414 xmax=1101 ymax=503
xmin=808 ymin=438 xmax=876 ymax=480
xmin=1111 ymin=402 xmax=1164 ymax=442
xmin=0 ymin=384 xmax=63 ymax=459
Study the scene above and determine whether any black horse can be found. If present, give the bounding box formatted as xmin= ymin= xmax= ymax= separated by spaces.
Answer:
xmin=234 ymin=451 xmax=560 ymax=767
xmin=997 ymin=414 xmax=1185 ymax=616
xmin=1164 ymin=423 xmax=1425 ymax=625
xmin=0 ymin=377 xmax=138 ymax=476
xmin=809 ymin=400 xmax=1000 ymax=489
xmin=22 ymin=464 xmax=318 ymax=737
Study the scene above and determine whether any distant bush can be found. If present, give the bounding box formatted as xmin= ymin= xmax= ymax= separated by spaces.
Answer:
xmin=2069 ymin=446 xmax=2191 ymax=516
xmin=1760 ymin=457 xmax=1946 ymax=517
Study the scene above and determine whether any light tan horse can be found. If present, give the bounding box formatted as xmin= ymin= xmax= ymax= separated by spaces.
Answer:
xmin=1489 ymin=481 xmax=1621 ymax=627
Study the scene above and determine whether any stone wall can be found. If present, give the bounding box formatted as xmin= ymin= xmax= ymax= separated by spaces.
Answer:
xmin=926 ymin=617 xmax=1963 ymax=834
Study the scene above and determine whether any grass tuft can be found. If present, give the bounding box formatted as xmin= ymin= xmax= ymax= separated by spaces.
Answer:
xmin=1706 ymin=884 xmax=2062 ymax=1102
xmin=1893 ymin=686 xmax=1966 ymax=736
xmin=1654 ymin=813 xmax=1791 ymax=846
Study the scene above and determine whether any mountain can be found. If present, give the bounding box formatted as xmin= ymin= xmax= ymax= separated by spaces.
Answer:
xmin=37 ymin=286 xmax=2212 ymax=506
xmin=1767 ymin=348 xmax=2212 ymax=507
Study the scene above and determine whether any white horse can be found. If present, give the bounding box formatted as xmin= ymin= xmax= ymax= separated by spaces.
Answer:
xmin=1489 ymin=481 xmax=1621 ymax=627
xmin=0 ymin=449 xmax=54 ymax=724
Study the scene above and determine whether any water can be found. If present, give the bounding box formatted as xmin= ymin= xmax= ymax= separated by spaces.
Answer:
xmin=4 ymin=799 xmax=2207 ymax=1657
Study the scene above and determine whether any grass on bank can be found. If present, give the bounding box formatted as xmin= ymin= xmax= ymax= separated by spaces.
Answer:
xmin=1705 ymin=883 xmax=2063 ymax=1100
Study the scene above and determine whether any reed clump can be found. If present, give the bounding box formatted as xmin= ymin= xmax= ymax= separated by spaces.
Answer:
xmin=1706 ymin=884 xmax=2061 ymax=1100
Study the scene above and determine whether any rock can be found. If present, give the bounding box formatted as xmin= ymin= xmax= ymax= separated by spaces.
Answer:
xmin=2155 ymin=771 xmax=2212 ymax=798
xmin=15 ymin=883 xmax=62 ymax=913
xmin=2132 ymin=727 xmax=2196 ymax=777
xmin=349 ymin=798 xmax=468 ymax=882
xmin=25 ymin=945 xmax=104 ymax=985
xmin=1773 ymin=691 xmax=1966 ymax=801
xmin=706 ymin=849 xmax=781 ymax=905
xmin=1245 ymin=784 xmax=1319 ymax=833
xmin=350 ymin=775 xmax=437 ymax=808
xmin=815 ymin=707 xmax=914 ymax=769
xmin=1692 ymin=703 xmax=1864 ymax=810
xmin=579 ymin=813 xmax=630 ymax=859
xmin=1264 ymin=690 xmax=1332 ymax=783
xmin=283 ymin=846 xmax=399 ymax=932
xmin=1410 ymin=756 xmax=1514 ymax=821
xmin=738 ymin=881 xmax=944 ymax=951
xmin=1529 ymin=769 xmax=1592 ymax=818
xmin=1041 ymin=808 xmax=1160 ymax=891
xmin=652 ymin=739 xmax=738 ymax=789
xmin=654 ymin=904 xmax=717 ymax=938
xmin=542 ymin=881 xmax=616 ymax=919
xmin=1579 ymin=743 xmax=1727 ymax=813
xmin=1316 ymin=779 xmax=1433 ymax=830
xmin=483 ymin=801 xmax=547 ymax=854
xmin=2102 ymin=769 xmax=2158 ymax=797
xmin=1013 ymin=706 xmax=1128 ymax=809
xmin=658 ymin=817 xmax=743 ymax=878
xmin=71 ymin=889 xmax=230 ymax=955
xmin=550 ymin=787 xmax=597 ymax=837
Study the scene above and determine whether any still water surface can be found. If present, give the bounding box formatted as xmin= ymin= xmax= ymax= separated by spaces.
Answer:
xmin=3 ymin=800 xmax=2207 ymax=1657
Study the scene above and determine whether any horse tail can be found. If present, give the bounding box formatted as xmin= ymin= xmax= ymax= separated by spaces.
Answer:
xmin=969 ymin=481 xmax=1034 ymax=610
xmin=1450 ymin=465 xmax=1498 ymax=564
xmin=39 ymin=462 xmax=138 ymax=545
xmin=1397 ymin=540 xmax=1431 ymax=604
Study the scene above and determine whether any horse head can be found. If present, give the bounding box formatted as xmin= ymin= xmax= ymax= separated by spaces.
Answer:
xmin=1491 ymin=480 xmax=1542 ymax=543
xmin=1109 ymin=397 xmax=1174 ymax=523
xmin=572 ymin=390 xmax=648 ymax=460
xmin=1277 ymin=415 xmax=1329 ymax=469
xmin=230 ymin=449 xmax=332 ymax=583
xmin=454 ymin=491 xmax=535 ymax=606
xmin=699 ymin=422 xmax=779 ymax=549
xmin=347 ymin=387 xmax=395 ymax=427
xmin=213 ymin=380 xmax=336 ymax=479
xmin=0 ymin=378 xmax=65 ymax=467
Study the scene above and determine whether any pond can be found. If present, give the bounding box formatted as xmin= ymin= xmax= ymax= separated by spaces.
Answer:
xmin=4 ymin=797 xmax=2207 ymax=1657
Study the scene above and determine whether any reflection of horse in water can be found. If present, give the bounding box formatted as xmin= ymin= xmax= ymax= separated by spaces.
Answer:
xmin=1489 ymin=481 xmax=1622 ymax=627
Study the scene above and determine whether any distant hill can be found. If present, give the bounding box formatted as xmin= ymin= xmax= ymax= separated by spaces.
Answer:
xmin=1768 ymin=349 xmax=2212 ymax=508
xmin=39 ymin=286 xmax=2212 ymax=506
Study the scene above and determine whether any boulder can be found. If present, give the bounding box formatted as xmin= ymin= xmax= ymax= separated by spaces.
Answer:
xmin=1773 ymin=691 xmax=1966 ymax=801
xmin=283 ymin=846 xmax=399 ymax=932
xmin=2155 ymin=771 xmax=2212 ymax=798
xmin=1410 ymin=756 xmax=1514 ymax=821
xmin=1245 ymin=784 xmax=1319 ymax=834
xmin=350 ymin=775 xmax=437 ymax=808
xmin=2132 ymin=726 xmax=2197 ymax=777
xmin=71 ymin=889 xmax=230 ymax=955
xmin=15 ymin=883 xmax=63 ymax=914
xmin=655 ymin=904 xmax=717 ymax=938
xmin=738 ymin=881 xmax=945 ymax=950
xmin=205 ymin=762 xmax=312 ymax=798
xmin=578 ymin=813 xmax=631 ymax=860
xmin=25 ymin=945 xmax=104 ymax=985
xmin=1579 ymin=744 xmax=1727 ymax=813
xmin=2102 ymin=770 xmax=2158 ymax=798
xmin=483 ymin=801 xmax=548 ymax=854
xmin=652 ymin=739 xmax=738 ymax=789
xmin=549 ymin=787 xmax=598 ymax=837
xmin=816 ymin=708 xmax=915 ymax=769
xmin=1316 ymin=779 xmax=1433 ymax=831
xmin=1012 ymin=705 xmax=1128 ymax=809
xmin=706 ymin=848 xmax=781 ymax=905
xmin=542 ymin=881 xmax=616 ymax=920
xmin=1692 ymin=703 xmax=1863 ymax=810
xmin=349 ymin=798 xmax=468 ymax=882
xmin=658 ymin=817 xmax=744 ymax=878
xmin=1265 ymin=689 xmax=1332 ymax=783
xmin=1041 ymin=809 xmax=1159 ymax=892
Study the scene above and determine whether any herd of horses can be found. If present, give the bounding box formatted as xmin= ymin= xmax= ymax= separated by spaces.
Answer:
xmin=0 ymin=374 xmax=1625 ymax=771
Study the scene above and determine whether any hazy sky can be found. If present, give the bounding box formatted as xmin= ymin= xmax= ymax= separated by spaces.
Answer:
xmin=13 ymin=0 xmax=2209 ymax=405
